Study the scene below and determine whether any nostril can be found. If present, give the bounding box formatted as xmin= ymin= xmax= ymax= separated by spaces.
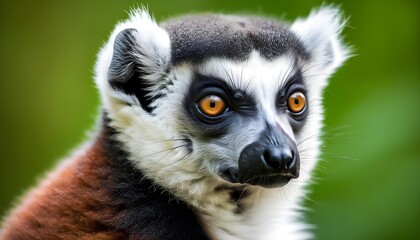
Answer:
xmin=284 ymin=150 xmax=294 ymax=170
xmin=262 ymin=147 xmax=295 ymax=170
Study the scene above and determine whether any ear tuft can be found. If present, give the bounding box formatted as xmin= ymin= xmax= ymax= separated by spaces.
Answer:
xmin=95 ymin=9 xmax=171 ymax=113
xmin=291 ymin=6 xmax=350 ymax=73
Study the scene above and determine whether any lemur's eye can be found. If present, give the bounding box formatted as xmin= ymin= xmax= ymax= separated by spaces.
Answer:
xmin=198 ymin=95 xmax=227 ymax=117
xmin=288 ymin=92 xmax=306 ymax=113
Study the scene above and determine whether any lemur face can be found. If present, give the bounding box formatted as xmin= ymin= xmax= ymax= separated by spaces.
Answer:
xmin=96 ymin=9 xmax=348 ymax=196
xmin=176 ymin=54 xmax=305 ymax=188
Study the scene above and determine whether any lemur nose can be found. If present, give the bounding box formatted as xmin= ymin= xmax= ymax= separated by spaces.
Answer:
xmin=262 ymin=147 xmax=295 ymax=171
xmin=237 ymin=124 xmax=300 ymax=188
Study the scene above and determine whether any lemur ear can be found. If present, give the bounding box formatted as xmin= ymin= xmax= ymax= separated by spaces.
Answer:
xmin=99 ymin=10 xmax=171 ymax=113
xmin=291 ymin=7 xmax=350 ymax=73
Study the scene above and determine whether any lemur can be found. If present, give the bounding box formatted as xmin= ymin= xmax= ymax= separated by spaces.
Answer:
xmin=1 ymin=6 xmax=349 ymax=240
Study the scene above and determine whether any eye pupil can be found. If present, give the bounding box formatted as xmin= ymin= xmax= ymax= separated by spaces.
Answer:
xmin=294 ymin=98 xmax=299 ymax=105
xmin=210 ymin=101 xmax=216 ymax=108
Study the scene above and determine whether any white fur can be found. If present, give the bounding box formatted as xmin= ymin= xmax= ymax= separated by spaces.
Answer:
xmin=291 ymin=6 xmax=350 ymax=88
xmin=95 ymin=8 xmax=171 ymax=110
xmin=94 ymin=7 xmax=349 ymax=240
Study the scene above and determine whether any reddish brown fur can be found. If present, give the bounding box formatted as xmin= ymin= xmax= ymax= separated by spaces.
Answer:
xmin=1 ymin=136 xmax=126 ymax=240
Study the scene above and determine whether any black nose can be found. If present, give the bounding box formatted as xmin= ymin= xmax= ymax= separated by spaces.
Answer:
xmin=237 ymin=124 xmax=300 ymax=188
xmin=262 ymin=147 xmax=296 ymax=172
xmin=238 ymin=141 xmax=300 ymax=185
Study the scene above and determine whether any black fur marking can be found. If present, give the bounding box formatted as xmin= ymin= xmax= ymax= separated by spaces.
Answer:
xmin=274 ymin=68 xmax=309 ymax=132
xmin=182 ymin=73 xmax=258 ymax=140
xmin=231 ymin=190 xmax=247 ymax=214
xmin=161 ymin=15 xmax=309 ymax=64
xmin=229 ymin=189 xmax=248 ymax=203
xmin=108 ymin=28 xmax=158 ymax=113
xmin=182 ymin=137 xmax=194 ymax=154
xmin=214 ymin=185 xmax=249 ymax=214
xmin=100 ymin=115 xmax=210 ymax=239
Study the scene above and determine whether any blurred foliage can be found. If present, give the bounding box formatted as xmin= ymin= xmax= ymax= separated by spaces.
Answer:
xmin=0 ymin=0 xmax=419 ymax=239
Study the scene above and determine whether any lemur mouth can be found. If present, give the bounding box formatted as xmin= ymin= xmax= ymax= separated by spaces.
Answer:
xmin=220 ymin=167 xmax=297 ymax=188
xmin=243 ymin=174 xmax=293 ymax=188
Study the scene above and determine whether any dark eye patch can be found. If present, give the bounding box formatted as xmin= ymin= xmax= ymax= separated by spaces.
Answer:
xmin=190 ymin=74 xmax=257 ymax=115
xmin=182 ymin=73 xmax=257 ymax=138
xmin=275 ymin=69 xmax=309 ymax=131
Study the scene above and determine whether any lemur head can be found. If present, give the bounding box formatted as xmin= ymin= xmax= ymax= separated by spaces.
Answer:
xmin=95 ymin=7 xmax=348 ymax=200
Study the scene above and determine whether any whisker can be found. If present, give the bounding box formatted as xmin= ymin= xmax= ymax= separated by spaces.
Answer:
xmin=145 ymin=138 xmax=189 ymax=143
xmin=298 ymin=145 xmax=326 ymax=153
xmin=138 ymin=144 xmax=187 ymax=159
xmin=297 ymin=125 xmax=351 ymax=147
xmin=243 ymin=76 xmax=255 ymax=93
xmin=236 ymin=185 xmax=250 ymax=203
xmin=297 ymin=133 xmax=323 ymax=147
xmin=322 ymin=152 xmax=359 ymax=161
xmin=158 ymin=150 xmax=192 ymax=171
xmin=258 ymin=186 xmax=264 ymax=209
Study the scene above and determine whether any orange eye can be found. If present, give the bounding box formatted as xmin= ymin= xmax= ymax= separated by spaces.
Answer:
xmin=288 ymin=92 xmax=306 ymax=113
xmin=198 ymin=95 xmax=227 ymax=117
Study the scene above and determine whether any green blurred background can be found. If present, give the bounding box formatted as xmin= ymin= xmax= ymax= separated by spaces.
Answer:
xmin=0 ymin=0 xmax=419 ymax=239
